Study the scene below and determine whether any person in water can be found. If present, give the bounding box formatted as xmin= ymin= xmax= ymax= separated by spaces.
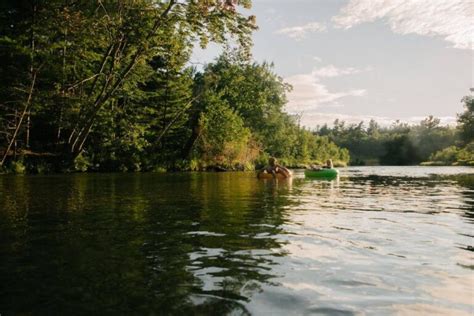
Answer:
xmin=323 ymin=159 xmax=333 ymax=169
xmin=260 ymin=157 xmax=291 ymax=178
xmin=310 ymin=159 xmax=333 ymax=170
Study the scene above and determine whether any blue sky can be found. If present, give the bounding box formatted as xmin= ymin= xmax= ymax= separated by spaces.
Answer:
xmin=193 ymin=0 xmax=473 ymax=127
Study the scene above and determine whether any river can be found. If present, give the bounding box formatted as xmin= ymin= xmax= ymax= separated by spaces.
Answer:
xmin=0 ymin=166 xmax=472 ymax=315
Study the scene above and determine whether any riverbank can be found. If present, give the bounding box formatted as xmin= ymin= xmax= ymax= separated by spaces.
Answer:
xmin=421 ymin=161 xmax=474 ymax=167
xmin=0 ymin=156 xmax=349 ymax=175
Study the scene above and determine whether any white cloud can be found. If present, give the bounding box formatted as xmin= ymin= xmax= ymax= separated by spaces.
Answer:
xmin=332 ymin=0 xmax=473 ymax=50
xmin=312 ymin=64 xmax=362 ymax=77
xmin=284 ymin=65 xmax=369 ymax=112
xmin=313 ymin=56 xmax=323 ymax=63
xmin=276 ymin=22 xmax=327 ymax=40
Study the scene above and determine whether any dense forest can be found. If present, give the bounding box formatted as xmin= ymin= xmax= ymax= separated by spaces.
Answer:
xmin=0 ymin=0 xmax=348 ymax=173
xmin=1 ymin=1 xmax=471 ymax=174
xmin=315 ymin=95 xmax=474 ymax=166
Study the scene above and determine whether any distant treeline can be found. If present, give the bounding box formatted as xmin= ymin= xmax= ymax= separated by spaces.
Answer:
xmin=315 ymin=96 xmax=474 ymax=166
xmin=0 ymin=1 xmax=348 ymax=173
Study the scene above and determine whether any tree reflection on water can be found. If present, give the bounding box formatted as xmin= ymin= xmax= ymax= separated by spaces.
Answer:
xmin=0 ymin=173 xmax=293 ymax=314
xmin=0 ymin=170 xmax=473 ymax=315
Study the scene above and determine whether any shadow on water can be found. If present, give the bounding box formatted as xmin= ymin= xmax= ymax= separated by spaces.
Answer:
xmin=439 ymin=174 xmax=474 ymax=254
xmin=0 ymin=173 xmax=293 ymax=315
xmin=449 ymin=174 xmax=474 ymax=224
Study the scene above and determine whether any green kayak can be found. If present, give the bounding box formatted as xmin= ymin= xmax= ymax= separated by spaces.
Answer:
xmin=305 ymin=168 xmax=339 ymax=179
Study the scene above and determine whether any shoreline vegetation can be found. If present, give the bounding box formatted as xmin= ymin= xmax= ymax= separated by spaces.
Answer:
xmin=1 ymin=1 xmax=350 ymax=174
xmin=0 ymin=2 xmax=472 ymax=175
xmin=314 ymin=96 xmax=473 ymax=168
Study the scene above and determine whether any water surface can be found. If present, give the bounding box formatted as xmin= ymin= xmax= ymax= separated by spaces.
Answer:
xmin=1 ymin=167 xmax=473 ymax=315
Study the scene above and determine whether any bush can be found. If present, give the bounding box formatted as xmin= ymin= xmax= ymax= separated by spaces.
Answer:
xmin=429 ymin=146 xmax=459 ymax=164
xmin=196 ymin=98 xmax=256 ymax=169
xmin=11 ymin=161 xmax=26 ymax=174
xmin=457 ymin=143 xmax=474 ymax=165
xmin=32 ymin=161 xmax=53 ymax=174
xmin=73 ymin=153 xmax=91 ymax=172
xmin=427 ymin=142 xmax=474 ymax=166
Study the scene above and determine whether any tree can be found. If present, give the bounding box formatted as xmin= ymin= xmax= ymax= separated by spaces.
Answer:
xmin=314 ymin=115 xmax=459 ymax=165
xmin=367 ymin=119 xmax=380 ymax=137
xmin=181 ymin=54 xmax=291 ymax=159
xmin=0 ymin=0 xmax=257 ymax=167
xmin=0 ymin=2 xmax=352 ymax=172
xmin=381 ymin=135 xmax=419 ymax=165
xmin=196 ymin=95 xmax=254 ymax=168
xmin=420 ymin=115 xmax=441 ymax=130
xmin=458 ymin=96 xmax=474 ymax=144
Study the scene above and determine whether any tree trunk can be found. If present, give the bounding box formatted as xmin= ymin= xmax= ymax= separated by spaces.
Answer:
xmin=0 ymin=72 xmax=37 ymax=166
xmin=65 ymin=0 xmax=177 ymax=159
xmin=181 ymin=119 xmax=202 ymax=159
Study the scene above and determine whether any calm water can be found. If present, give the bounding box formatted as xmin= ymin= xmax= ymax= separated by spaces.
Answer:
xmin=0 ymin=167 xmax=473 ymax=315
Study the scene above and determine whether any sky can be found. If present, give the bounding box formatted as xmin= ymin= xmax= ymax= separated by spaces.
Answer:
xmin=192 ymin=0 xmax=474 ymax=128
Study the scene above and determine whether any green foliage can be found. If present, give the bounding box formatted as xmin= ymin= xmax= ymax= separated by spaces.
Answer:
xmin=381 ymin=135 xmax=419 ymax=165
xmin=197 ymin=96 xmax=252 ymax=168
xmin=186 ymin=55 xmax=349 ymax=168
xmin=31 ymin=160 xmax=53 ymax=174
xmin=317 ymin=116 xmax=458 ymax=165
xmin=0 ymin=2 xmax=350 ymax=172
xmin=0 ymin=0 xmax=257 ymax=167
xmin=429 ymin=146 xmax=459 ymax=164
xmin=428 ymin=143 xmax=474 ymax=166
xmin=457 ymin=143 xmax=474 ymax=164
xmin=73 ymin=153 xmax=91 ymax=172
xmin=0 ymin=1 xmax=467 ymax=171
xmin=457 ymin=96 xmax=474 ymax=145
xmin=11 ymin=161 xmax=26 ymax=174
xmin=424 ymin=96 xmax=474 ymax=166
